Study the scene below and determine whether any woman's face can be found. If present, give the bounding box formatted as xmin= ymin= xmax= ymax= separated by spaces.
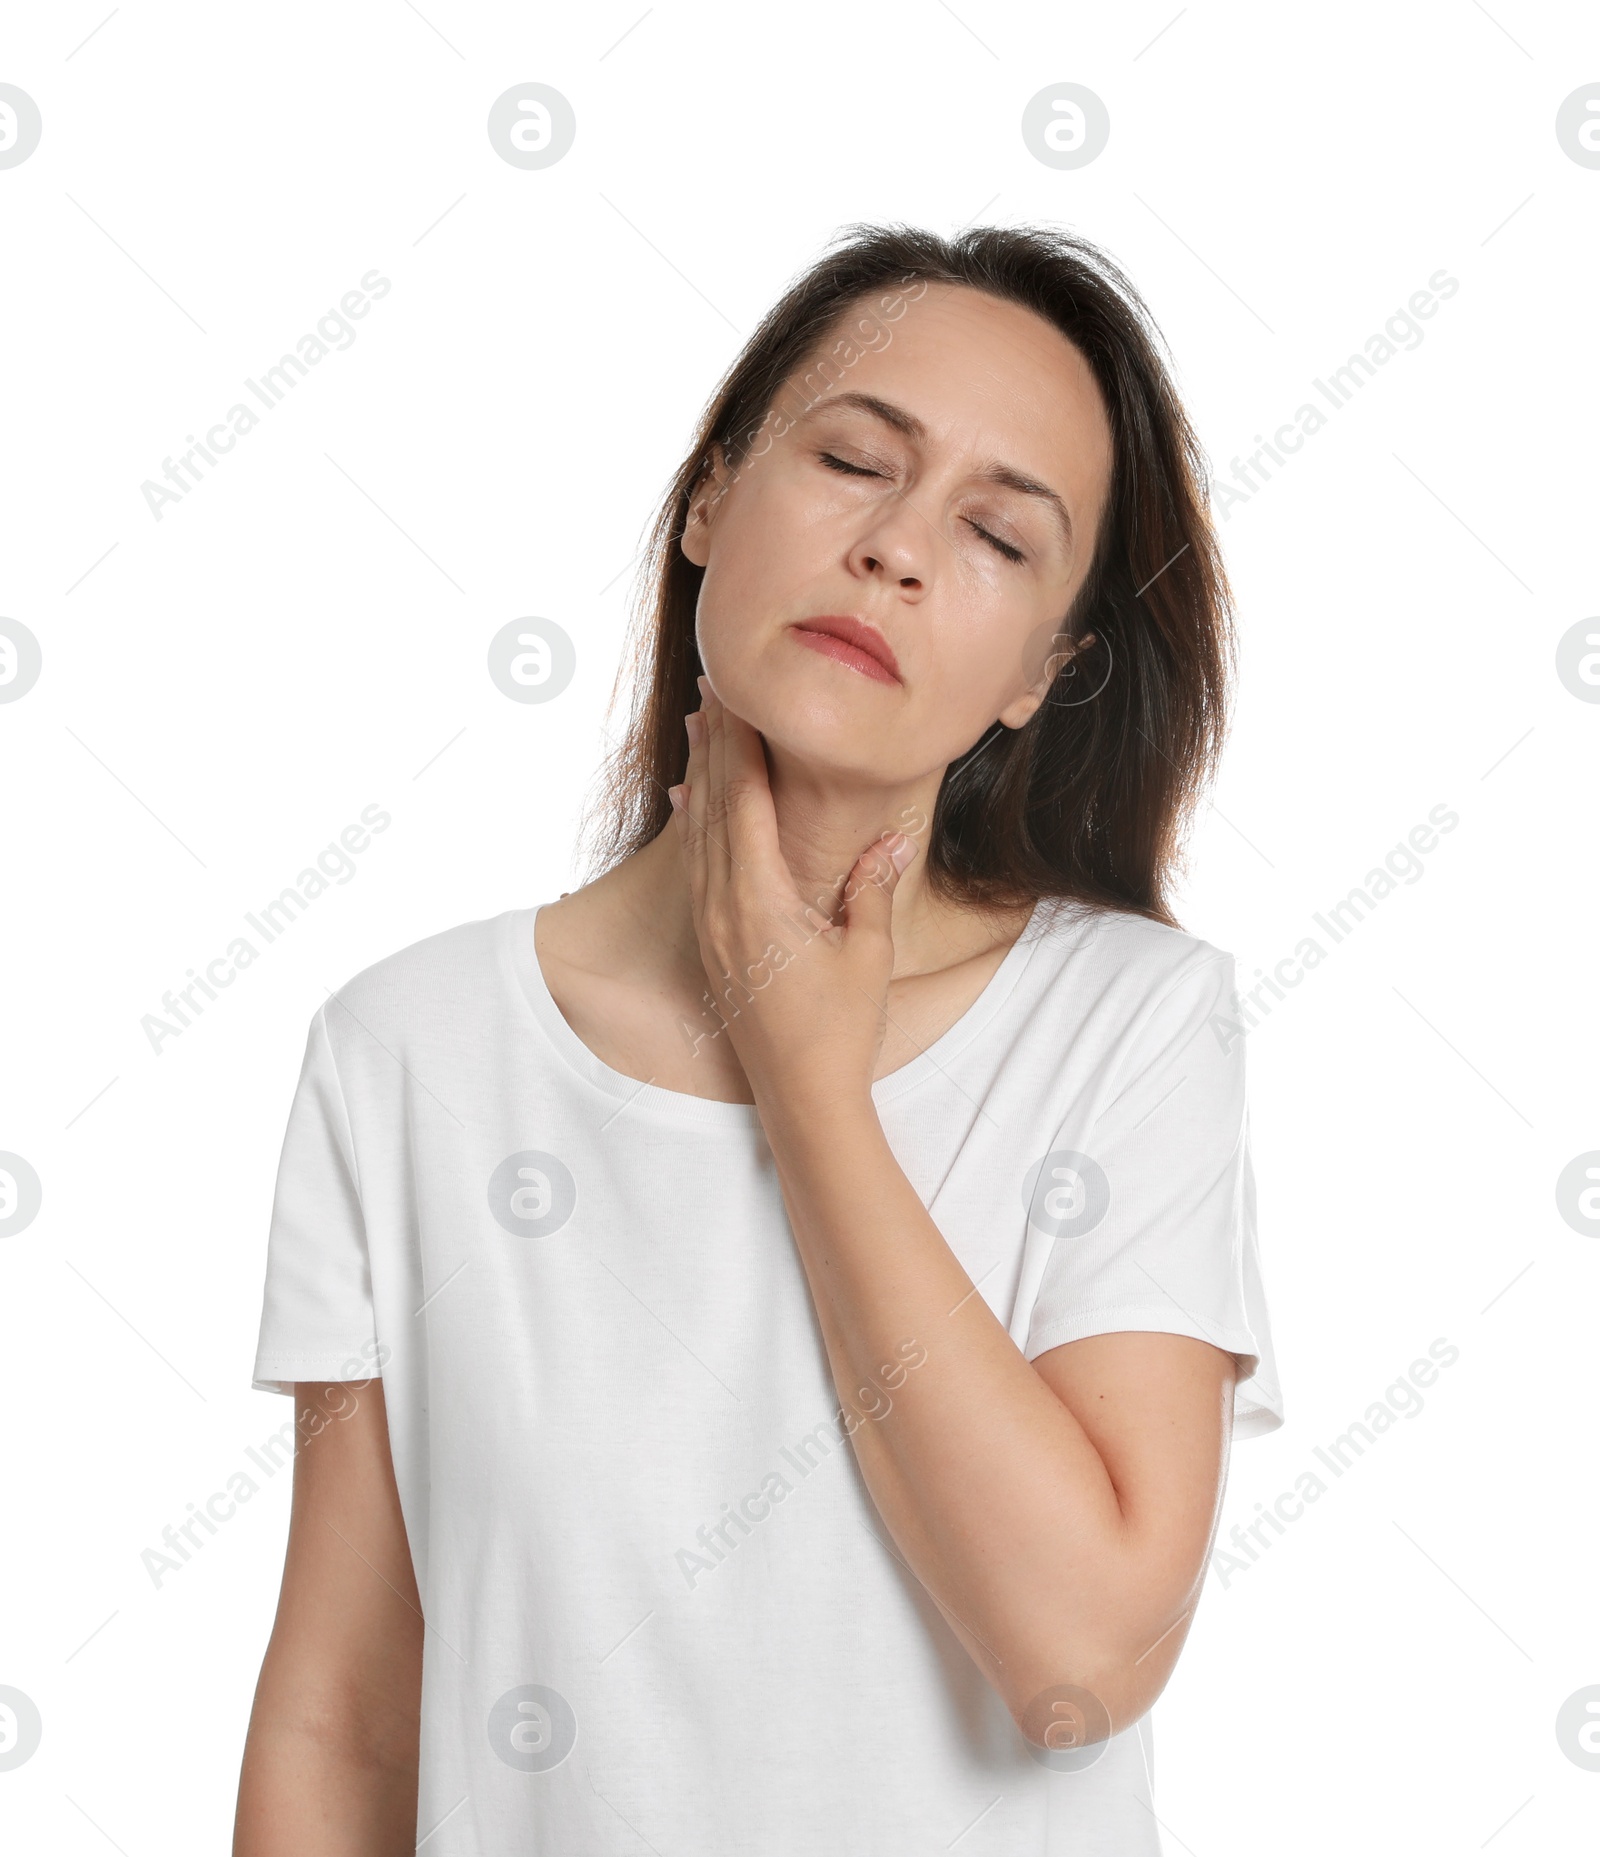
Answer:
xmin=681 ymin=281 xmax=1116 ymax=786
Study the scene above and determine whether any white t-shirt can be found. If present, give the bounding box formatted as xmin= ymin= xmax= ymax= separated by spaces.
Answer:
xmin=253 ymin=896 xmax=1282 ymax=1856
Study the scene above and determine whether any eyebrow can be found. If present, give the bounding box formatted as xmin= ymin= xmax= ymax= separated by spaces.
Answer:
xmin=795 ymin=389 xmax=1075 ymax=553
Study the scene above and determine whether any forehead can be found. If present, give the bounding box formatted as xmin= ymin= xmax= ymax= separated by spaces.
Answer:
xmin=791 ymin=281 xmax=1114 ymax=504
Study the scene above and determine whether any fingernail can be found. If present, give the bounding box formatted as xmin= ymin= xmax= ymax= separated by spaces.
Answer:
xmin=887 ymin=833 xmax=916 ymax=873
xmin=685 ymin=711 xmax=704 ymax=745
xmin=668 ymin=784 xmax=686 ymax=812
xmin=695 ymin=674 xmax=710 ymax=702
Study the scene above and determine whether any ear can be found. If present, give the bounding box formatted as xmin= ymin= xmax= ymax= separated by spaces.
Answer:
xmin=680 ymin=443 xmax=733 ymax=568
xmin=998 ymin=630 xmax=1097 ymax=728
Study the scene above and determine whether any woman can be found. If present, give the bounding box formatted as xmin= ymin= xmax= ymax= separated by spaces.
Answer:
xmin=235 ymin=221 xmax=1282 ymax=1855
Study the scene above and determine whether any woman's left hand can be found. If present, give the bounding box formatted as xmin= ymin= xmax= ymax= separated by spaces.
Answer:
xmin=669 ymin=677 xmax=917 ymax=1107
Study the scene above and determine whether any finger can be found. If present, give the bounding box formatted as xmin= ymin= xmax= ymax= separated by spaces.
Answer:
xmin=682 ymin=696 xmax=708 ymax=838
xmin=671 ymin=776 xmax=705 ymax=906
xmin=675 ymin=706 xmax=709 ymax=902
xmin=841 ymin=830 xmax=916 ymax=949
xmin=698 ymin=675 xmax=733 ymax=904
xmin=714 ymin=699 xmax=783 ymax=888
xmin=670 ymin=783 xmax=706 ymax=915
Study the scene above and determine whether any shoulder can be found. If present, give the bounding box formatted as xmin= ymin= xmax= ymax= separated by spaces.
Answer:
xmin=1028 ymin=897 xmax=1236 ymax=1001
xmin=313 ymin=907 xmax=527 ymax=1053
xmin=1020 ymin=900 xmax=1242 ymax=1081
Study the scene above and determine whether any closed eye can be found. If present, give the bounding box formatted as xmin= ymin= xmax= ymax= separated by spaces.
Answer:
xmin=818 ymin=450 xmax=880 ymax=478
xmin=817 ymin=452 xmax=1027 ymax=564
xmin=965 ymin=522 xmax=1026 ymax=565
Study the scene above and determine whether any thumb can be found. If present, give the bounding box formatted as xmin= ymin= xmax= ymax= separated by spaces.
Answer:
xmin=841 ymin=830 xmax=918 ymax=942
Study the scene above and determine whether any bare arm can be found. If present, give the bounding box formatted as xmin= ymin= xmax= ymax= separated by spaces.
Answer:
xmin=234 ymin=1379 xmax=422 ymax=1856
xmin=759 ymin=1096 xmax=1234 ymax=1741
xmin=672 ymin=685 xmax=1237 ymax=1745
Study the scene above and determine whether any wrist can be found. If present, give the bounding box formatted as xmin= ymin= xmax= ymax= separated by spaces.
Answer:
xmin=752 ymin=1071 xmax=880 ymax=1147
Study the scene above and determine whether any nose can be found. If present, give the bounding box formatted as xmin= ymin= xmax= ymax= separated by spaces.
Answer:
xmin=860 ymin=552 xmax=922 ymax=589
xmin=848 ymin=494 xmax=931 ymax=592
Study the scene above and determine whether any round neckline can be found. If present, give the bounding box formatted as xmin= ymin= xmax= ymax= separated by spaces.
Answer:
xmin=499 ymin=899 xmax=1048 ymax=1131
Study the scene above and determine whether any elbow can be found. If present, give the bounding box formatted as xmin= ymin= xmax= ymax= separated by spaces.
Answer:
xmin=1013 ymin=1678 xmax=1118 ymax=1764
xmin=1004 ymin=1568 xmax=1202 ymax=1754
xmin=1006 ymin=1647 xmax=1166 ymax=1759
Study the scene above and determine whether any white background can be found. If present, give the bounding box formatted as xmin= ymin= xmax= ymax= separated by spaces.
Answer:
xmin=1 ymin=2 xmax=1596 ymax=1851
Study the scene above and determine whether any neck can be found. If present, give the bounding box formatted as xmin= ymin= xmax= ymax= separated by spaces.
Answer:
xmin=613 ymin=751 xmax=961 ymax=980
xmin=765 ymin=750 xmax=941 ymax=924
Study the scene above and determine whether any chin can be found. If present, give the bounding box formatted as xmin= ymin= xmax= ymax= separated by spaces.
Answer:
xmin=747 ymin=701 xmax=932 ymax=790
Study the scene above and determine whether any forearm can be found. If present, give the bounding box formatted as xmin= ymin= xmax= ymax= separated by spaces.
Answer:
xmin=235 ymin=1688 xmax=418 ymax=1857
xmin=755 ymin=1082 xmax=1175 ymax=1727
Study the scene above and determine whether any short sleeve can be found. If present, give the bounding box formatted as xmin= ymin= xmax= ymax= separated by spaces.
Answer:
xmin=1022 ymin=949 xmax=1284 ymax=1439
xmin=251 ymin=1005 xmax=382 ymax=1396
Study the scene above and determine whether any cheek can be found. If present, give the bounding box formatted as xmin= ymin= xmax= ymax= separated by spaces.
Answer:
xmin=927 ymin=604 xmax=1038 ymax=710
xmin=693 ymin=483 xmax=815 ymax=686
xmin=691 ymin=569 xmax=790 ymax=720
xmin=691 ymin=579 xmax=748 ymax=701
xmin=914 ymin=655 xmax=1020 ymax=753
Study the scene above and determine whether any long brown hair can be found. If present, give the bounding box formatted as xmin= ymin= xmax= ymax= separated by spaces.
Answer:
xmin=581 ymin=220 xmax=1233 ymax=928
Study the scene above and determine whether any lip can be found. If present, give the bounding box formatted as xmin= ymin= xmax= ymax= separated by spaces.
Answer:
xmin=789 ymin=615 xmax=902 ymax=686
